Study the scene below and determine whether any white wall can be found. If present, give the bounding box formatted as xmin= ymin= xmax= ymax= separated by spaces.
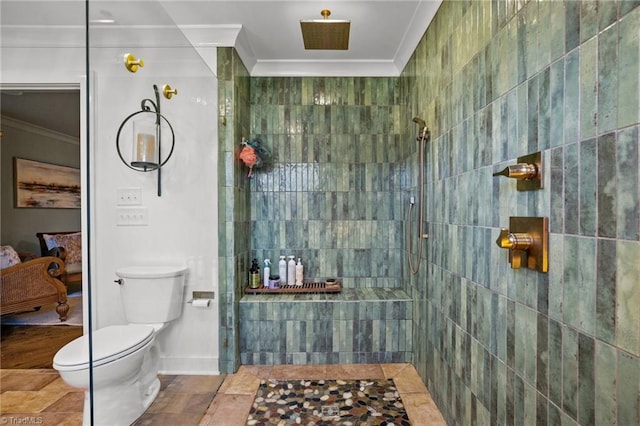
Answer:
xmin=1 ymin=44 xmax=221 ymax=374
xmin=91 ymin=47 xmax=219 ymax=374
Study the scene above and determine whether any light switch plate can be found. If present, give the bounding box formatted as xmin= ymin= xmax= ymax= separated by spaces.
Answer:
xmin=116 ymin=187 xmax=142 ymax=205
xmin=116 ymin=207 xmax=148 ymax=226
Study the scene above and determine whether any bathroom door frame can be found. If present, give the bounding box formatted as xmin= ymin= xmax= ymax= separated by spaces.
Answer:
xmin=1 ymin=79 xmax=92 ymax=334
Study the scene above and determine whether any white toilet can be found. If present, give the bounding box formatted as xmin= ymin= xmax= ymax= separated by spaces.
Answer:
xmin=53 ymin=265 xmax=187 ymax=426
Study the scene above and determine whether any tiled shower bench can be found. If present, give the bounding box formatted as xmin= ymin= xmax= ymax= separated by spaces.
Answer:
xmin=239 ymin=288 xmax=413 ymax=365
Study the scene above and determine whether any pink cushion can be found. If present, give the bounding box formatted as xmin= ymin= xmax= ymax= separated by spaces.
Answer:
xmin=43 ymin=233 xmax=82 ymax=264
xmin=0 ymin=246 xmax=21 ymax=269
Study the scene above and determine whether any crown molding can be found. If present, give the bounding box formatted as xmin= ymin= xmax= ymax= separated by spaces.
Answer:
xmin=1 ymin=115 xmax=79 ymax=145
xmin=249 ymin=59 xmax=402 ymax=77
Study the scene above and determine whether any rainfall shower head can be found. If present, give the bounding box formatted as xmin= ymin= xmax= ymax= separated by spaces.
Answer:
xmin=412 ymin=117 xmax=426 ymax=128
xmin=300 ymin=9 xmax=350 ymax=50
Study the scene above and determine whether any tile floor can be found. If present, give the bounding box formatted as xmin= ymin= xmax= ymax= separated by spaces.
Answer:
xmin=0 ymin=364 xmax=445 ymax=425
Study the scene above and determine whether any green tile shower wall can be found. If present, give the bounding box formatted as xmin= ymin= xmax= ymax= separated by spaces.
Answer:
xmin=241 ymin=77 xmax=417 ymax=365
xmin=248 ymin=77 xmax=411 ymax=289
xmin=221 ymin=1 xmax=639 ymax=421
xmin=239 ymin=289 xmax=412 ymax=365
xmin=217 ymin=47 xmax=251 ymax=374
xmin=403 ymin=1 xmax=640 ymax=425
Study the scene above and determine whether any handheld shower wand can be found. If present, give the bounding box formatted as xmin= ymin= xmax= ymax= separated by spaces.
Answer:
xmin=407 ymin=117 xmax=429 ymax=275
xmin=412 ymin=117 xmax=428 ymax=140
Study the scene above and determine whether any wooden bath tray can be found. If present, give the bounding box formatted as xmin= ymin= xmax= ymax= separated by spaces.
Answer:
xmin=245 ymin=281 xmax=341 ymax=294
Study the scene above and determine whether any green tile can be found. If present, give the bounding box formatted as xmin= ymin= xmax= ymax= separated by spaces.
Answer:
xmin=596 ymin=239 xmax=617 ymax=344
xmin=578 ymin=333 xmax=595 ymax=425
xmin=616 ymin=240 xmax=640 ymax=355
xmin=562 ymin=325 xmax=579 ymax=420
xmin=594 ymin=341 xmax=617 ymax=425
xmin=565 ymin=0 xmax=581 ymax=52
xmin=620 ymin=0 xmax=640 ymax=17
xmin=579 ymin=237 xmax=597 ymax=334
xmin=496 ymin=359 xmax=507 ymax=425
xmin=512 ymin=84 xmax=530 ymax=157
xmin=579 ymin=138 xmax=597 ymax=236
xmin=564 ymin=143 xmax=580 ymax=234
xmin=538 ymin=66 xmax=551 ymax=151
xmin=580 ymin=37 xmax=598 ymax=139
xmin=598 ymin=23 xmax=619 ymax=134
xmin=524 ymin=380 xmax=537 ymax=425
xmin=617 ymin=350 xmax=640 ymax=425
xmin=549 ymin=59 xmax=565 ymax=148
xmin=597 ymin=132 xmax=617 ymax=237
xmin=564 ymin=49 xmax=580 ymax=144
xmin=548 ymin=2 xmax=566 ymax=62
xmin=549 ymin=149 xmax=565 ymax=234
xmin=616 ymin=126 xmax=639 ymax=239
xmin=562 ymin=234 xmax=580 ymax=323
xmin=580 ymin=0 xmax=600 ymax=42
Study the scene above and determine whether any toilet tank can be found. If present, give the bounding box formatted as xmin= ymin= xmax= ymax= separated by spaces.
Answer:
xmin=116 ymin=265 xmax=187 ymax=324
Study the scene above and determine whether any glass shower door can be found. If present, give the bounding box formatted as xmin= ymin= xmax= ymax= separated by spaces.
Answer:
xmin=1 ymin=0 xmax=220 ymax=423
xmin=86 ymin=1 xmax=220 ymax=423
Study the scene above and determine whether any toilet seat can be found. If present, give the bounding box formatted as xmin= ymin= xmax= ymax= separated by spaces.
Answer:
xmin=53 ymin=325 xmax=154 ymax=371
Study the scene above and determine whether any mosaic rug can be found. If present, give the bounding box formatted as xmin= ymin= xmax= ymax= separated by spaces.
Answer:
xmin=246 ymin=378 xmax=410 ymax=425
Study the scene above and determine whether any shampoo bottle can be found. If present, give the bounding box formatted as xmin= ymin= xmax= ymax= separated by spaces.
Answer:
xmin=263 ymin=259 xmax=271 ymax=288
xmin=279 ymin=256 xmax=287 ymax=285
xmin=295 ymin=258 xmax=304 ymax=286
xmin=287 ymin=256 xmax=296 ymax=286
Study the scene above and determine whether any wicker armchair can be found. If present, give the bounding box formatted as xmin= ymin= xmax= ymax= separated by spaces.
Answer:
xmin=36 ymin=231 xmax=82 ymax=287
xmin=1 ymin=255 xmax=69 ymax=321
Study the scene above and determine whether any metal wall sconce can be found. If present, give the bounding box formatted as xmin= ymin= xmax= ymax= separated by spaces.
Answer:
xmin=116 ymin=84 xmax=177 ymax=196
xmin=493 ymin=151 xmax=543 ymax=191
xmin=496 ymin=217 xmax=548 ymax=272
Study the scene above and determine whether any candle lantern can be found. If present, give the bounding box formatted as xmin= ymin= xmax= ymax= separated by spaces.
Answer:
xmin=116 ymin=84 xmax=176 ymax=196
xmin=132 ymin=119 xmax=158 ymax=169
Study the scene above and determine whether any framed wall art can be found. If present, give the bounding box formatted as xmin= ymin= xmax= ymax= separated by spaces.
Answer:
xmin=13 ymin=157 xmax=80 ymax=208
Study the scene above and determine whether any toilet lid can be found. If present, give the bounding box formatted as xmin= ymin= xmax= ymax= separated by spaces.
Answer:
xmin=53 ymin=325 xmax=154 ymax=371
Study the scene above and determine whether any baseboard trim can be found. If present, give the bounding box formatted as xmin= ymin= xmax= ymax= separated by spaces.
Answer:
xmin=159 ymin=356 xmax=220 ymax=375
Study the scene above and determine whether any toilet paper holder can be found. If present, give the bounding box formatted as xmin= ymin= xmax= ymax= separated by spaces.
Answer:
xmin=187 ymin=291 xmax=215 ymax=304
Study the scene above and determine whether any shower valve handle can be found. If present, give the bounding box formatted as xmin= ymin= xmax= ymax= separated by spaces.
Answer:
xmin=495 ymin=217 xmax=548 ymax=272
xmin=495 ymin=228 xmax=533 ymax=250
xmin=496 ymin=228 xmax=532 ymax=269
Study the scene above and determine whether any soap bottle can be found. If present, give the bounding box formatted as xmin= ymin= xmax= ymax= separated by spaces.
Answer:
xmin=287 ymin=255 xmax=296 ymax=286
xmin=263 ymin=259 xmax=271 ymax=289
xmin=295 ymin=258 xmax=304 ymax=286
xmin=279 ymin=256 xmax=287 ymax=285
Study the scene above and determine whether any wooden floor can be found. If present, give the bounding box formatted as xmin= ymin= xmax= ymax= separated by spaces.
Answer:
xmin=1 ymin=325 xmax=82 ymax=369
xmin=1 ymin=369 xmax=225 ymax=425
xmin=0 ymin=324 xmax=226 ymax=425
